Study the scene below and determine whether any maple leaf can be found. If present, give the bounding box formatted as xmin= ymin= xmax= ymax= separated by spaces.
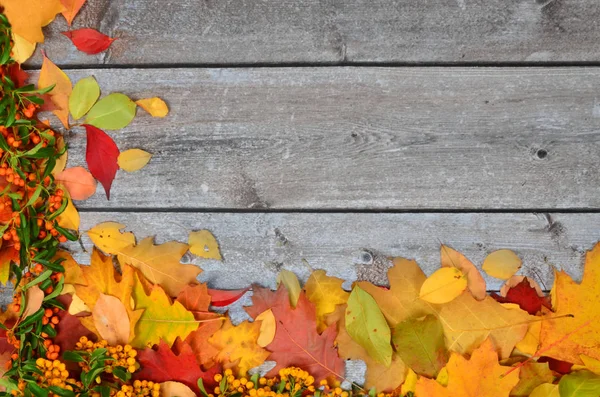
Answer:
xmin=414 ymin=339 xmax=520 ymax=397
xmin=491 ymin=279 xmax=551 ymax=315
xmin=304 ymin=270 xmax=349 ymax=332
xmin=246 ymin=285 xmax=345 ymax=383
xmin=38 ymin=53 xmax=72 ymax=129
xmin=62 ymin=28 xmax=116 ymax=54
xmin=131 ymin=274 xmax=199 ymax=349
xmin=208 ymin=317 xmax=269 ymax=375
xmin=539 ymin=243 xmax=600 ymax=364
xmin=74 ymin=248 xmax=143 ymax=341
xmin=0 ymin=0 xmax=64 ymax=43
xmin=135 ymin=339 xmax=220 ymax=394
xmin=84 ymin=124 xmax=120 ymax=199
xmin=118 ymin=237 xmax=199 ymax=298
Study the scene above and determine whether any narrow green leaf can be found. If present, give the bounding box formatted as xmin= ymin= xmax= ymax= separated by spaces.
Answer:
xmin=84 ymin=93 xmax=136 ymax=130
xmin=345 ymin=286 xmax=392 ymax=366
xmin=69 ymin=76 xmax=101 ymax=120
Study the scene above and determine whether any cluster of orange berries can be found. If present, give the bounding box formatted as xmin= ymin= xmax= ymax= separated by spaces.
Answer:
xmin=113 ymin=380 xmax=161 ymax=397
xmin=12 ymin=358 xmax=78 ymax=396
xmin=75 ymin=337 xmax=139 ymax=374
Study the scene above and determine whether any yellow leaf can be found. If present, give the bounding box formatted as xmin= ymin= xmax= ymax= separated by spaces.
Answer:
xmin=136 ymin=97 xmax=169 ymax=118
xmin=188 ymin=230 xmax=222 ymax=260
xmin=93 ymin=293 xmax=130 ymax=345
xmin=131 ymin=275 xmax=198 ymax=348
xmin=55 ymin=250 xmax=86 ymax=286
xmin=68 ymin=292 xmax=91 ymax=316
xmin=0 ymin=0 xmax=64 ymax=43
xmin=436 ymin=367 xmax=449 ymax=386
xmin=160 ymin=382 xmax=196 ymax=397
xmin=208 ymin=317 xmax=270 ymax=375
xmin=57 ymin=194 xmax=80 ymax=231
xmin=38 ymin=53 xmax=72 ymax=129
xmin=11 ymin=33 xmax=36 ymax=64
xmin=87 ymin=222 xmax=135 ymax=255
xmin=482 ymin=249 xmax=522 ymax=280
xmin=52 ymin=135 xmax=68 ymax=175
xmin=256 ymin=309 xmax=276 ymax=347
xmin=515 ymin=321 xmax=541 ymax=356
xmin=577 ymin=355 xmax=600 ymax=375
xmin=276 ymin=270 xmax=301 ymax=308
xmin=529 ymin=383 xmax=560 ymax=397
xmin=401 ymin=368 xmax=417 ymax=396
xmin=441 ymin=245 xmax=486 ymax=300
xmin=117 ymin=149 xmax=152 ymax=172
xmin=304 ymin=269 xmax=349 ymax=332
xmin=118 ymin=237 xmax=199 ymax=298
xmin=420 ymin=267 xmax=467 ymax=304
xmin=540 ymin=243 xmax=600 ymax=364
xmin=415 ymin=339 xmax=520 ymax=397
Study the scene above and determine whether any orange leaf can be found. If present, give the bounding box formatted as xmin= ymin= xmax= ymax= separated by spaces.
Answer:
xmin=60 ymin=0 xmax=86 ymax=26
xmin=92 ymin=294 xmax=130 ymax=345
xmin=37 ymin=53 xmax=72 ymax=129
xmin=0 ymin=0 xmax=64 ymax=43
xmin=55 ymin=167 xmax=97 ymax=200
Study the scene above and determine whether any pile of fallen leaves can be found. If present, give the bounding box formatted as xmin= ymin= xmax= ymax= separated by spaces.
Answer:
xmin=1 ymin=1 xmax=600 ymax=397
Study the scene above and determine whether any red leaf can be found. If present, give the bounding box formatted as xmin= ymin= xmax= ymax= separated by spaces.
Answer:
xmin=245 ymin=285 xmax=345 ymax=383
xmin=135 ymin=339 xmax=220 ymax=393
xmin=84 ymin=124 xmax=119 ymax=199
xmin=62 ymin=28 xmax=116 ymax=55
xmin=207 ymin=288 xmax=249 ymax=307
xmin=491 ymin=279 xmax=552 ymax=315
xmin=53 ymin=295 xmax=96 ymax=354
xmin=538 ymin=356 xmax=573 ymax=374
xmin=7 ymin=64 xmax=29 ymax=87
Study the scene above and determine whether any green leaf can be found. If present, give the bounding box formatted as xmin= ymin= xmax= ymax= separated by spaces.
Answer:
xmin=197 ymin=379 xmax=209 ymax=397
xmin=84 ymin=93 xmax=136 ymax=130
xmin=345 ymin=286 xmax=392 ymax=366
xmin=559 ymin=371 xmax=600 ymax=397
xmin=69 ymin=76 xmax=101 ymax=120
xmin=392 ymin=315 xmax=448 ymax=377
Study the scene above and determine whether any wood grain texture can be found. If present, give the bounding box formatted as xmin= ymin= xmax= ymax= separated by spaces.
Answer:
xmin=45 ymin=67 xmax=600 ymax=210
xmin=28 ymin=0 xmax=600 ymax=66
xmin=64 ymin=212 xmax=598 ymax=290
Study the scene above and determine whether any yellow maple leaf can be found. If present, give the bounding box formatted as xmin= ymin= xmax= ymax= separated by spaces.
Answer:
xmin=131 ymin=273 xmax=198 ymax=348
xmin=37 ymin=54 xmax=72 ymax=129
xmin=415 ymin=339 xmax=520 ymax=397
xmin=0 ymin=0 xmax=64 ymax=43
xmin=86 ymin=222 xmax=136 ymax=255
xmin=304 ymin=270 xmax=349 ymax=332
xmin=208 ymin=317 xmax=270 ymax=376
xmin=539 ymin=243 xmax=600 ymax=364
xmin=118 ymin=237 xmax=199 ymax=297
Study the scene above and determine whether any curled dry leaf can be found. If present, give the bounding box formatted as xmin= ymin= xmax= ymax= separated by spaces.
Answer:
xmin=136 ymin=97 xmax=169 ymax=118
xmin=188 ymin=230 xmax=222 ymax=260
xmin=276 ymin=270 xmax=301 ymax=308
xmin=419 ymin=267 xmax=467 ymax=304
xmin=441 ymin=245 xmax=486 ymax=300
xmin=92 ymin=293 xmax=130 ymax=346
xmin=118 ymin=149 xmax=152 ymax=172
xmin=62 ymin=28 xmax=116 ymax=55
xmin=482 ymin=249 xmax=522 ymax=280
xmin=22 ymin=286 xmax=44 ymax=319
xmin=55 ymin=167 xmax=97 ymax=200
xmin=86 ymin=222 xmax=135 ymax=255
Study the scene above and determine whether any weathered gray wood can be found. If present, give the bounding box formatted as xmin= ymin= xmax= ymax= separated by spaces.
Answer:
xmin=48 ymin=67 xmax=600 ymax=210
xmin=27 ymin=0 xmax=600 ymax=66
xmin=64 ymin=211 xmax=599 ymax=290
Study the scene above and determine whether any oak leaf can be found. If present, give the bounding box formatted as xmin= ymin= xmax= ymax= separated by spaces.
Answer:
xmin=440 ymin=245 xmax=486 ymax=300
xmin=539 ymin=243 xmax=600 ymax=364
xmin=304 ymin=270 xmax=349 ymax=332
xmin=208 ymin=317 xmax=269 ymax=375
xmin=38 ymin=53 xmax=72 ymax=128
xmin=246 ymin=285 xmax=344 ymax=383
xmin=414 ymin=339 xmax=520 ymax=397
xmin=118 ymin=237 xmax=199 ymax=298
xmin=86 ymin=222 xmax=135 ymax=255
xmin=0 ymin=0 xmax=63 ymax=43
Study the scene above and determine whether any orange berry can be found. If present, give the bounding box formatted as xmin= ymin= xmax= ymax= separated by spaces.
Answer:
xmin=58 ymin=236 xmax=67 ymax=243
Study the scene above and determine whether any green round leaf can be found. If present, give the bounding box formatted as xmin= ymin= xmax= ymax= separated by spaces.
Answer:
xmin=69 ymin=76 xmax=100 ymax=120
xmin=84 ymin=93 xmax=136 ymax=130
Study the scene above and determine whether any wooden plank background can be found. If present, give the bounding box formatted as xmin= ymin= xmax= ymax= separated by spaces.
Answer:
xmin=24 ymin=0 xmax=600 ymax=293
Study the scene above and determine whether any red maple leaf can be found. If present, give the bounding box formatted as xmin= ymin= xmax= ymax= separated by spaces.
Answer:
xmin=84 ymin=124 xmax=119 ymax=199
xmin=62 ymin=28 xmax=116 ymax=54
xmin=491 ymin=279 xmax=551 ymax=315
xmin=135 ymin=339 xmax=220 ymax=393
xmin=246 ymin=285 xmax=345 ymax=383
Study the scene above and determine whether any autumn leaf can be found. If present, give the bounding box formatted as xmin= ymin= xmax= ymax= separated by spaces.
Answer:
xmin=491 ymin=278 xmax=551 ymax=315
xmin=60 ymin=0 xmax=86 ymax=25
xmin=529 ymin=383 xmax=560 ymax=397
xmin=256 ymin=309 xmax=276 ymax=347
xmin=511 ymin=362 xmax=554 ymax=396
xmin=21 ymin=286 xmax=44 ymax=319
xmin=86 ymin=222 xmax=135 ymax=255
xmin=0 ymin=0 xmax=64 ymax=43
xmin=69 ymin=76 xmax=100 ymax=120
xmin=52 ymin=295 xmax=96 ymax=355
xmin=304 ymin=270 xmax=349 ymax=333
xmin=160 ymin=382 xmax=196 ymax=397
xmin=345 ymin=286 xmax=392 ymax=366
xmin=84 ymin=124 xmax=119 ymax=199
xmin=118 ymin=149 xmax=152 ymax=172
xmin=392 ymin=315 xmax=448 ymax=377
xmin=539 ymin=243 xmax=600 ymax=364
xmin=207 ymin=288 xmax=249 ymax=307
xmin=136 ymin=97 xmax=169 ymax=118
xmin=92 ymin=293 xmax=130 ymax=346
xmin=440 ymin=245 xmax=486 ymax=300
xmin=85 ymin=93 xmax=136 ymax=130
xmin=482 ymin=249 xmax=522 ymax=280
xmin=277 ymin=270 xmax=301 ymax=308
xmin=558 ymin=370 xmax=600 ymax=397
xmin=135 ymin=340 xmax=220 ymax=394
xmin=246 ymin=285 xmax=344 ymax=383
xmin=118 ymin=237 xmax=199 ymax=298
xmin=188 ymin=230 xmax=222 ymax=260
xmin=55 ymin=167 xmax=97 ymax=201
xmin=414 ymin=339 xmax=520 ymax=397
xmin=131 ymin=274 xmax=198 ymax=348
xmin=52 ymin=135 xmax=68 ymax=176
xmin=420 ymin=267 xmax=467 ymax=304
xmin=38 ymin=53 xmax=72 ymax=128
xmin=56 ymin=192 xmax=79 ymax=231
xmin=62 ymin=28 xmax=116 ymax=54
xmin=208 ymin=317 xmax=270 ymax=375
xmin=11 ymin=33 xmax=36 ymax=63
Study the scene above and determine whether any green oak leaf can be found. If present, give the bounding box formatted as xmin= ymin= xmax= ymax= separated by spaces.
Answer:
xmin=85 ymin=92 xmax=136 ymax=130
xmin=69 ymin=76 xmax=100 ymax=120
